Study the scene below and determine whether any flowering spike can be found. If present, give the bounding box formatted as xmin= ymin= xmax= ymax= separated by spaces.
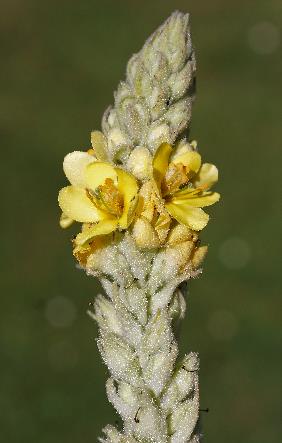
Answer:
xmin=58 ymin=11 xmax=221 ymax=443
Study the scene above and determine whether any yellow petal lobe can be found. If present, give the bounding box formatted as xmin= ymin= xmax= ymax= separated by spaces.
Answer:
xmin=172 ymin=151 xmax=202 ymax=173
xmin=165 ymin=201 xmax=209 ymax=231
xmin=153 ymin=143 xmax=173 ymax=190
xmin=172 ymin=191 xmax=220 ymax=208
xmin=85 ymin=162 xmax=117 ymax=191
xmin=63 ymin=151 xmax=96 ymax=188
xmin=75 ymin=218 xmax=118 ymax=246
xmin=116 ymin=168 xmax=139 ymax=229
xmin=58 ymin=186 xmax=101 ymax=223
xmin=193 ymin=163 xmax=218 ymax=189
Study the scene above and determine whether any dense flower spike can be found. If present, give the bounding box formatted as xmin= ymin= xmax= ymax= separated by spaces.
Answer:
xmin=58 ymin=11 xmax=220 ymax=443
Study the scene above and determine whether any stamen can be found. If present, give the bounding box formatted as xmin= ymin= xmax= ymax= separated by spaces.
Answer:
xmin=97 ymin=178 xmax=124 ymax=217
xmin=86 ymin=189 xmax=100 ymax=207
xmin=198 ymin=183 xmax=209 ymax=191
xmin=162 ymin=163 xmax=190 ymax=197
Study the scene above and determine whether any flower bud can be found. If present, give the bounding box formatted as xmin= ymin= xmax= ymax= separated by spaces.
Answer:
xmin=169 ymin=61 xmax=193 ymax=101
xmin=167 ymin=223 xmax=193 ymax=245
xmin=126 ymin=53 xmax=139 ymax=84
xmin=183 ymin=352 xmax=200 ymax=372
xmin=143 ymin=343 xmax=178 ymax=396
xmin=169 ymin=394 xmax=199 ymax=442
xmin=132 ymin=217 xmax=160 ymax=249
xmin=142 ymin=310 xmax=172 ymax=355
xmin=107 ymin=127 xmax=128 ymax=151
xmin=101 ymin=106 xmax=116 ymax=134
xmin=133 ymin=65 xmax=153 ymax=98
xmin=126 ymin=147 xmax=152 ymax=181
xmin=161 ymin=354 xmax=198 ymax=413
xmin=147 ymin=122 xmax=171 ymax=152
xmin=91 ymin=130 xmax=109 ymax=161
xmin=59 ymin=212 xmax=74 ymax=229
xmin=164 ymin=97 xmax=192 ymax=142
xmin=114 ymin=81 xmax=131 ymax=105
xmin=98 ymin=333 xmax=140 ymax=386
xmin=101 ymin=425 xmax=123 ymax=443
xmin=168 ymin=289 xmax=186 ymax=321
xmin=106 ymin=378 xmax=139 ymax=420
xmin=192 ymin=245 xmax=208 ymax=269
xmin=93 ymin=294 xmax=122 ymax=335
xmin=117 ymin=97 xmax=149 ymax=145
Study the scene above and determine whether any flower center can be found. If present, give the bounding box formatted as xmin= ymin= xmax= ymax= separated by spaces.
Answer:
xmin=161 ymin=163 xmax=190 ymax=197
xmin=87 ymin=178 xmax=124 ymax=218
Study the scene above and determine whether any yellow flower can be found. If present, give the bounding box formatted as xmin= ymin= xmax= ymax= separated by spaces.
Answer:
xmin=58 ymin=151 xmax=139 ymax=255
xmin=152 ymin=142 xmax=220 ymax=231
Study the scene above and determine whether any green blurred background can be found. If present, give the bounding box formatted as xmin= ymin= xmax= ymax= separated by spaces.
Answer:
xmin=1 ymin=0 xmax=281 ymax=442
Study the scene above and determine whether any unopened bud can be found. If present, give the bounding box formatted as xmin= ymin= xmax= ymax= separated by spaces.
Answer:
xmin=91 ymin=130 xmax=109 ymax=161
xmin=167 ymin=223 xmax=193 ymax=245
xmin=165 ymin=98 xmax=192 ymax=142
xmin=132 ymin=217 xmax=160 ymax=249
xmin=192 ymin=245 xmax=208 ymax=268
xmin=147 ymin=122 xmax=171 ymax=152
xmin=127 ymin=147 xmax=152 ymax=181
xmin=59 ymin=212 xmax=74 ymax=229
xmin=108 ymin=127 xmax=128 ymax=151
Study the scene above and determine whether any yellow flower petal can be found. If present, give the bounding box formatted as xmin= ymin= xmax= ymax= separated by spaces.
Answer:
xmin=75 ymin=218 xmax=118 ymax=246
xmin=172 ymin=151 xmax=201 ymax=173
xmin=85 ymin=162 xmax=117 ymax=191
xmin=115 ymin=168 xmax=139 ymax=229
xmin=165 ymin=201 xmax=209 ymax=231
xmin=63 ymin=151 xmax=96 ymax=188
xmin=172 ymin=191 xmax=220 ymax=207
xmin=153 ymin=143 xmax=173 ymax=190
xmin=169 ymin=186 xmax=200 ymax=199
xmin=91 ymin=130 xmax=109 ymax=161
xmin=58 ymin=186 xmax=102 ymax=223
xmin=59 ymin=212 xmax=74 ymax=229
xmin=193 ymin=163 xmax=218 ymax=189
